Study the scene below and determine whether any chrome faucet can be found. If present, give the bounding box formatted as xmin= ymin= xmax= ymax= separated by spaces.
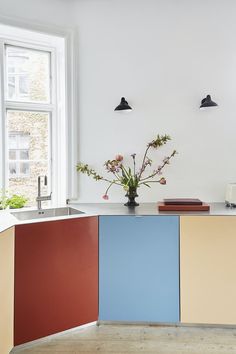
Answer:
xmin=36 ymin=175 xmax=52 ymax=209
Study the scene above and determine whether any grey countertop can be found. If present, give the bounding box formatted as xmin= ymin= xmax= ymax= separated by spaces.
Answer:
xmin=70 ymin=202 xmax=236 ymax=216
xmin=1 ymin=202 xmax=236 ymax=234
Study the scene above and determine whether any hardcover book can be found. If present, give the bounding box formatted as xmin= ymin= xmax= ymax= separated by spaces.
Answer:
xmin=158 ymin=202 xmax=210 ymax=211
xmin=163 ymin=198 xmax=203 ymax=205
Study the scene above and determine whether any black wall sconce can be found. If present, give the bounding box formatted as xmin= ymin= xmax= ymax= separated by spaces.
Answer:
xmin=200 ymin=95 xmax=218 ymax=109
xmin=114 ymin=97 xmax=132 ymax=111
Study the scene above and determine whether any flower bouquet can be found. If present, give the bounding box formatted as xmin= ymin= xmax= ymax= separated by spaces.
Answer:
xmin=77 ymin=134 xmax=177 ymax=206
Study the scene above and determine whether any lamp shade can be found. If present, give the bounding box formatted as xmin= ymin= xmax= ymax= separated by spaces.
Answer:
xmin=114 ymin=97 xmax=132 ymax=111
xmin=200 ymin=95 xmax=218 ymax=109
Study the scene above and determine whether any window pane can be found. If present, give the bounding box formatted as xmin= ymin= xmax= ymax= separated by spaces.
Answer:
xmin=9 ymin=162 xmax=17 ymax=175
xmin=7 ymin=110 xmax=51 ymax=207
xmin=19 ymin=75 xmax=29 ymax=95
xmin=8 ymin=85 xmax=15 ymax=99
xmin=9 ymin=134 xmax=17 ymax=149
xmin=20 ymin=162 xmax=29 ymax=175
xmin=8 ymin=76 xmax=15 ymax=84
xmin=19 ymin=134 xmax=30 ymax=149
xmin=20 ymin=150 xmax=29 ymax=160
xmin=6 ymin=45 xmax=50 ymax=103
xmin=9 ymin=150 xmax=16 ymax=160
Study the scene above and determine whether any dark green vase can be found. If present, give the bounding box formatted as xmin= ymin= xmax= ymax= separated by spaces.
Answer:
xmin=124 ymin=187 xmax=139 ymax=207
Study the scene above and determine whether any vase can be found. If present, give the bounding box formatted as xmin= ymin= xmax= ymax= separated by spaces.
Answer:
xmin=124 ymin=187 xmax=139 ymax=207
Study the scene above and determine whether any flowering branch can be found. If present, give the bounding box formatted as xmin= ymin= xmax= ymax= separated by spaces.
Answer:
xmin=76 ymin=163 xmax=122 ymax=186
xmin=139 ymin=150 xmax=177 ymax=182
xmin=138 ymin=134 xmax=171 ymax=179
xmin=76 ymin=134 xmax=177 ymax=200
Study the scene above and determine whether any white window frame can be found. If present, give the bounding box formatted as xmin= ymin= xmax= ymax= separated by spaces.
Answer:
xmin=0 ymin=24 xmax=72 ymax=206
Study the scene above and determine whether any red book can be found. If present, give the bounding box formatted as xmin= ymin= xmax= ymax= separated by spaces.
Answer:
xmin=158 ymin=202 xmax=210 ymax=212
xmin=163 ymin=198 xmax=203 ymax=205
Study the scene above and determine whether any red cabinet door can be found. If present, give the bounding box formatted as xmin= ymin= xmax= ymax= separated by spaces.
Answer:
xmin=14 ymin=216 xmax=98 ymax=345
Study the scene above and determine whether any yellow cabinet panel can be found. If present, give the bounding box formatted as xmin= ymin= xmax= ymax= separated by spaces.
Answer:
xmin=180 ymin=216 xmax=236 ymax=325
xmin=0 ymin=227 xmax=14 ymax=354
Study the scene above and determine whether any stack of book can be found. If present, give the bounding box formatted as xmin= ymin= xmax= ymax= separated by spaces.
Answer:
xmin=158 ymin=198 xmax=210 ymax=211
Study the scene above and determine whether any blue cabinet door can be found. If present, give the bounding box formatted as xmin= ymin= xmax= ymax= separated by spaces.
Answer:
xmin=99 ymin=215 xmax=179 ymax=322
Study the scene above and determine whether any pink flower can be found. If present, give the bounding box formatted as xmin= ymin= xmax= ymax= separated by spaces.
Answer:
xmin=159 ymin=177 xmax=166 ymax=185
xmin=115 ymin=154 xmax=123 ymax=162
xmin=102 ymin=194 xmax=109 ymax=200
xmin=105 ymin=159 xmax=121 ymax=173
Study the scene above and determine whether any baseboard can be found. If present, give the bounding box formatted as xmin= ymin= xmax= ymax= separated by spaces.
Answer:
xmin=98 ymin=320 xmax=236 ymax=329
xmin=97 ymin=320 xmax=179 ymax=327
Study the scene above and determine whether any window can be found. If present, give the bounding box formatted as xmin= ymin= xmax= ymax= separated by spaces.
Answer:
xmin=9 ymin=132 xmax=30 ymax=177
xmin=6 ymin=45 xmax=50 ymax=102
xmin=4 ymin=45 xmax=52 ymax=207
xmin=0 ymin=24 xmax=68 ymax=207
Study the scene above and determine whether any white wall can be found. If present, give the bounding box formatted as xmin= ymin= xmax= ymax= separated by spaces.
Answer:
xmin=73 ymin=0 xmax=236 ymax=203
xmin=1 ymin=0 xmax=236 ymax=203
xmin=0 ymin=0 xmax=74 ymax=28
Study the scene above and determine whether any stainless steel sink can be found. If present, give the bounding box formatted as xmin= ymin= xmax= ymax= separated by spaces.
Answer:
xmin=11 ymin=207 xmax=84 ymax=221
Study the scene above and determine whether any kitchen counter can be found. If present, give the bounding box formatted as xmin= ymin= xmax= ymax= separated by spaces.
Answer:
xmin=70 ymin=202 xmax=236 ymax=216
xmin=1 ymin=202 xmax=236 ymax=233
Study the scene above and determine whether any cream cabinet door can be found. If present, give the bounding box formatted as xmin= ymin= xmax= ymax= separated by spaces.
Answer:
xmin=180 ymin=216 xmax=236 ymax=325
xmin=0 ymin=227 xmax=14 ymax=354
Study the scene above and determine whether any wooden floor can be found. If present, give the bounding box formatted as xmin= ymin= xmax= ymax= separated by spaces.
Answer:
xmin=12 ymin=324 xmax=236 ymax=354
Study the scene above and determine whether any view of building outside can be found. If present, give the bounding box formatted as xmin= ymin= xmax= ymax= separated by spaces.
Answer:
xmin=6 ymin=46 xmax=51 ymax=206
xmin=7 ymin=111 xmax=50 ymax=206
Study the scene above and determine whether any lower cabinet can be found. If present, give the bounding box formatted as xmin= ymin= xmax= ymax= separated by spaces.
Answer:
xmin=5 ymin=210 xmax=236 ymax=347
xmin=99 ymin=215 xmax=179 ymax=322
xmin=14 ymin=217 xmax=98 ymax=345
xmin=180 ymin=216 xmax=236 ymax=325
